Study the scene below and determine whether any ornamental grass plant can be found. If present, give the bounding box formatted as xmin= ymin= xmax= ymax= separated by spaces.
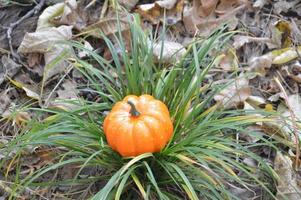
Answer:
xmin=1 ymin=15 xmax=278 ymax=199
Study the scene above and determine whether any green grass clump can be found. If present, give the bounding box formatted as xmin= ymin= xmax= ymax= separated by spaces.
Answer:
xmin=1 ymin=15 xmax=278 ymax=199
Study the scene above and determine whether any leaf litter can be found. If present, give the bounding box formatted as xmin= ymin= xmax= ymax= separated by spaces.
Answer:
xmin=1 ymin=0 xmax=301 ymax=199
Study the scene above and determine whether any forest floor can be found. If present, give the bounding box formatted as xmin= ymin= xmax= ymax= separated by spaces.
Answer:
xmin=1 ymin=0 xmax=301 ymax=199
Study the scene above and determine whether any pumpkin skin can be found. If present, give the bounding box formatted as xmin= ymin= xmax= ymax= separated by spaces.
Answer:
xmin=103 ymin=94 xmax=173 ymax=157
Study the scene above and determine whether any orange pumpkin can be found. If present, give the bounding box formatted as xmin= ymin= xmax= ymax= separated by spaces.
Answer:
xmin=103 ymin=94 xmax=173 ymax=157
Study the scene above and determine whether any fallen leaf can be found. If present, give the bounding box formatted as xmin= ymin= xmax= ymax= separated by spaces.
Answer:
xmin=57 ymin=80 xmax=78 ymax=100
xmin=18 ymin=25 xmax=73 ymax=81
xmin=52 ymin=0 xmax=87 ymax=31
xmin=37 ymin=1 xmax=66 ymax=30
xmin=214 ymin=77 xmax=251 ymax=108
xmin=18 ymin=25 xmax=72 ymax=54
xmin=37 ymin=0 xmax=83 ymax=30
xmin=0 ymin=56 xmax=22 ymax=85
xmin=118 ymin=0 xmax=139 ymax=10
xmin=152 ymin=40 xmax=187 ymax=63
xmin=78 ymin=41 xmax=94 ymax=58
xmin=284 ymin=94 xmax=301 ymax=122
xmin=248 ymin=54 xmax=273 ymax=77
xmin=136 ymin=0 xmax=184 ymax=25
xmin=271 ymin=47 xmax=301 ymax=65
xmin=233 ymin=35 xmax=274 ymax=49
xmin=14 ymin=111 xmax=31 ymax=125
xmin=48 ymin=80 xmax=79 ymax=111
xmin=216 ymin=48 xmax=239 ymax=71
xmin=253 ymin=0 xmax=268 ymax=9
xmin=246 ymin=95 xmax=266 ymax=108
xmin=274 ymin=151 xmax=301 ymax=200
xmin=273 ymin=0 xmax=299 ymax=15
xmin=270 ymin=20 xmax=293 ymax=48
xmin=183 ymin=0 xmax=247 ymax=35
xmin=81 ymin=17 xmax=130 ymax=38
xmin=289 ymin=74 xmax=301 ymax=84
xmin=248 ymin=46 xmax=301 ymax=77
xmin=8 ymin=76 xmax=40 ymax=100
xmin=0 ymin=90 xmax=11 ymax=117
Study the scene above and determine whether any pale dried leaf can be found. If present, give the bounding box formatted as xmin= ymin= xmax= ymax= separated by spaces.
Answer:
xmin=233 ymin=35 xmax=274 ymax=49
xmin=246 ymin=95 xmax=266 ymax=107
xmin=136 ymin=0 xmax=184 ymax=25
xmin=248 ymin=46 xmax=301 ymax=77
xmin=118 ymin=0 xmax=139 ymax=10
xmin=214 ymin=77 xmax=251 ymax=108
xmin=248 ymin=54 xmax=273 ymax=77
xmin=253 ymin=0 xmax=268 ymax=9
xmin=153 ymin=41 xmax=186 ymax=63
xmin=156 ymin=0 xmax=178 ymax=9
xmin=0 ymin=56 xmax=22 ymax=84
xmin=272 ymin=95 xmax=301 ymax=142
xmin=56 ymin=0 xmax=87 ymax=31
xmin=233 ymin=35 xmax=252 ymax=49
xmin=273 ymin=0 xmax=299 ymax=15
xmin=23 ymin=87 xmax=40 ymax=100
xmin=275 ymin=151 xmax=301 ymax=200
xmin=287 ymin=94 xmax=301 ymax=121
xmin=9 ymin=77 xmax=40 ymax=100
xmin=18 ymin=26 xmax=72 ymax=54
xmin=271 ymin=47 xmax=301 ymax=65
xmin=37 ymin=1 xmax=65 ymax=30
xmin=57 ymin=80 xmax=78 ymax=100
xmin=0 ymin=90 xmax=10 ymax=116
xmin=37 ymin=0 xmax=80 ymax=30
xmin=216 ymin=49 xmax=239 ymax=71
xmin=48 ymin=80 xmax=79 ymax=111
xmin=18 ymin=25 xmax=73 ymax=81
xmin=82 ymin=18 xmax=130 ymax=38
xmin=78 ymin=41 xmax=94 ymax=58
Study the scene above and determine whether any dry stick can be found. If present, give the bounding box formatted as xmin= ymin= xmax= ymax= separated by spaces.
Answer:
xmin=274 ymin=77 xmax=300 ymax=170
xmin=6 ymin=0 xmax=46 ymax=61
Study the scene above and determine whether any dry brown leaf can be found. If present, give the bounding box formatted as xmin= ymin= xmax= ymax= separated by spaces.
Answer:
xmin=216 ymin=0 xmax=247 ymax=13
xmin=233 ymin=35 xmax=274 ymax=49
xmin=136 ymin=0 xmax=184 ymax=25
xmin=214 ymin=77 xmax=251 ymax=108
xmin=81 ymin=17 xmax=130 ymax=38
xmin=183 ymin=0 xmax=247 ymax=35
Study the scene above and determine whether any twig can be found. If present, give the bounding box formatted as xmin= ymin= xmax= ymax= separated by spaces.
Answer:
xmin=6 ymin=0 xmax=46 ymax=61
xmin=274 ymin=77 xmax=300 ymax=170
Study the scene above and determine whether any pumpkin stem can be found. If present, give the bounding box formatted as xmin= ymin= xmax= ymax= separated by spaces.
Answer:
xmin=127 ymin=101 xmax=140 ymax=117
